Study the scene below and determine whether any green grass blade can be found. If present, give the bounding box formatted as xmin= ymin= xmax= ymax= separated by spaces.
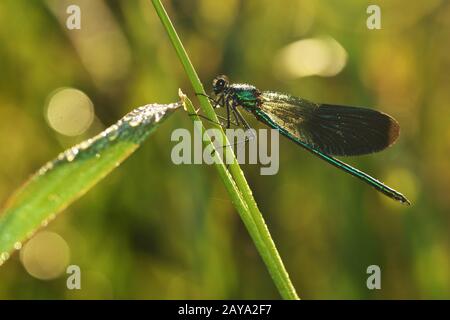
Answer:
xmin=151 ymin=0 xmax=299 ymax=299
xmin=0 ymin=102 xmax=181 ymax=264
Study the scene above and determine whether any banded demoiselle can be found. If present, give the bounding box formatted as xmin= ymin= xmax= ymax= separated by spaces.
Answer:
xmin=209 ymin=75 xmax=410 ymax=205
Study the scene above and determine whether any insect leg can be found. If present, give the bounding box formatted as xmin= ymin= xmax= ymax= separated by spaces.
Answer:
xmin=195 ymin=92 xmax=217 ymax=106
xmin=233 ymin=107 xmax=256 ymax=143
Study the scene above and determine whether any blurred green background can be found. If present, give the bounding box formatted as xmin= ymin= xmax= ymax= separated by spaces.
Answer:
xmin=0 ymin=0 xmax=449 ymax=299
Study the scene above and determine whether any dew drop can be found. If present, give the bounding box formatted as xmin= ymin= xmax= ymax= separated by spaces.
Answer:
xmin=107 ymin=125 xmax=119 ymax=141
xmin=79 ymin=141 xmax=90 ymax=150
xmin=154 ymin=113 xmax=162 ymax=122
xmin=14 ymin=242 xmax=22 ymax=250
xmin=129 ymin=116 xmax=142 ymax=127
xmin=41 ymin=219 xmax=49 ymax=227
xmin=65 ymin=147 xmax=79 ymax=162
xmin=38 ymin=163 xmax=53 ymax=176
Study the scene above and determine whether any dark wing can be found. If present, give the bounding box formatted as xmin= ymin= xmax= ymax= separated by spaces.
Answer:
xmin=258 ymin=92 xmax=399 ymax=156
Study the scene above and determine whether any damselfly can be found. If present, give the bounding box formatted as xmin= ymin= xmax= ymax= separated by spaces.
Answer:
xmin=207 ymin=75 xmax=410 ymax=205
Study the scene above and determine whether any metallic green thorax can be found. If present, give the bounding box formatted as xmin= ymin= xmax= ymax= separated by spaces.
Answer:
xmin=229 ymin=84 xmax=260 ymax=109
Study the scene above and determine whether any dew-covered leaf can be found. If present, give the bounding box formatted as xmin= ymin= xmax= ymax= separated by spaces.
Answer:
xmin=0 ymin=102 xmax=181 ymax=263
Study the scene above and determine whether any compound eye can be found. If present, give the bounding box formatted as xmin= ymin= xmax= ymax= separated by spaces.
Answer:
xmin=213 ymin=75 xmax=229 ymax=94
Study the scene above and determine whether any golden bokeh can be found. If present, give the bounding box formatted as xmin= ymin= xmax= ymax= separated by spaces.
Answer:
xmin=274 ymin=37 xmax=347 ymax=79
xmin=46 ymin=88 xmax=94 ymax=136
xmin=20 ymin=231 xmax=70 ymax=280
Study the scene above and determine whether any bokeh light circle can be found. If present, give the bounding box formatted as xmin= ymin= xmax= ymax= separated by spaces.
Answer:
xmin=274 ymin=37 xmax=348 ymax=79
xmin=20 ymin=231 xmax=70 ymax=280
xmin=46 ymin=88 xmax=94 ymax=136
